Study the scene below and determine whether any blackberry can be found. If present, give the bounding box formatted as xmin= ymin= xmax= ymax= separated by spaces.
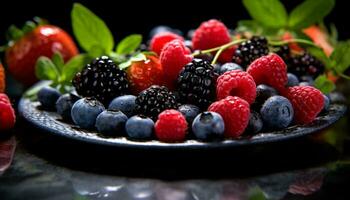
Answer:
xmin=135 ymin=85 xmax=178 ymax=119
xmin=232 ymin=36 xmax=269 ymax=68
xmin=274 ymin=45 xmax=291 ymax=61
xmin=288 ymin=52 xmax=325 ymax=78
xmin=72 ymin=56 xmax=129 ymax=105
xmin=177 ymin=59 xmax=216 ymax=109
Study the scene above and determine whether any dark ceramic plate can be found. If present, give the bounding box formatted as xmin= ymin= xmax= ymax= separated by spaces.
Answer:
xmin=18 ymin=96 xmax=347 ymax=150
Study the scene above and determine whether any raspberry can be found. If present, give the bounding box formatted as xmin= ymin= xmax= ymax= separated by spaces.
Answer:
xmin=127 ymin=55 xmax=164 ymax=94
xmin=247 ymin=53 xmax=288 ymax=93
xmin=160 ymin=39 xmax=193 ymax=89
xmin=192 ymin=19 xmax=232 ymax=63
xmin=216 ymin=70 xmax=256 ymax=104
xmin=0 ymin=93 xmax=16 ymax=130
xmin=0 ymin=63 xmax=5 ymax=93
xmin=208 ymin=96 xmax=250 ymax=138
xmin=155 ymin=109 xmax=188 ymax=142
xmin=284 ymin=86 xmax=324 ymax=124
xmin=150 ymin=32 xmax=184 ymax=55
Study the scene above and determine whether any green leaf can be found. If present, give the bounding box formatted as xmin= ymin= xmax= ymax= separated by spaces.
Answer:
xmin=248 ymin=187 xmax=267 ymax=200
xmin=116 ymin=34 xmax=142 ymax=54
xmin=35 ymin=56 xmax=60 ymax=82
xmin=61 ymin=54 xmax=90 ymax=83
xmin=288 ymin=0 xmax=335 ymax=30
xmin=22 ymin=21 xmax=36 ymax=34
xmin=118 ymin=60 xmax=132 ymax=70
xmin=314 ymin=74 xmax=335 ymax=94
xmin=24 ymin=81 xmax=51 ymax=100
xmin=330 ymin=41 xmax=350 ymax=74
xmin=118 ymin=53 xmax=147 ymax=70
xmin=242 ymin=0 xmax=288 ymax=29
xmin=88 ymin=45 xmax=106 ymax=58
xmin=6 ymin=25 xmax=24 ymax=41
xmin=71 ymin=3 xmax=114 ymax=53
xmin=52 ymin=52 xmax=64 ymax=72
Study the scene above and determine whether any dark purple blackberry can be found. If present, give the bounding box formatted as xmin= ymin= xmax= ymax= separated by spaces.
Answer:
xmin=232 ymin=36 xmax=269 ymax=68
xmin=288 ymin=52 xmax=325 ymax=78
xmin=274 ymin=45 xmax=291 ymax=61
xmin=72 ymin=56 xmax=129 ymax=105
xmin=177 ymin=59 xmax=216 ymax=109
xmin=135 ymin=85 xmax=178 ymax=120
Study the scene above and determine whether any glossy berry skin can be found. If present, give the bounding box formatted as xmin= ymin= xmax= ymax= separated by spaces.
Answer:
xmin=208 ymin=96 xmax=250 ymax=138
xmin=217 ymin=62 xmax=243 ymax=75
xmin=192 ymin=19 xmax=233 ymax=63
xmin=323 ymin=94 xmax=330 ymax=112
xmin=5 ymin=25 xmax=78 ymax=85
xmin=192 ymin=111 xmax=225 ymax=141
xmin=245 ymin=111 xmax=263 ymax=134
xmin=155 ymin=109 xmax=188 ymax=142
xmin=285 ymin=86 xmax=324 ymax=124
xmin=71 ymin=98 xmax=105 ymax=129
xmin=216 ymin=70 xmax=256 ymax=104
xmin=108 ymin=95 xmax=137 ymax=117
xmin=287 ymin=73 xmax=299 ymax=87
xmin=0 ymin=94 xmax=16 ymax=130
xmin=0 ymin=63 xmax=5 ymax=93
xmin=160 ymin=39 xmax=193 ymax=89
xmin=178 ymin=104 xmax=201 ymax=125
xmin=37 ymin=87 xmax=61 ymax=111
xmin=126 ymin=115 xmax=154 ymax=140
xmin=255 ymin=84 xmax=278 ymax=105
xmin=150 ymin=32 xmax=184 ymax=55
xmin=55 ymin=93 xmax=80 ymax=121
xmin=247 ymin=53 xmax=288 ymax=93
xmin=95 ymin=110 xmax=128 ymax=136
xmin=127 ymin=55 xmax=164 ymax=94
xmin=260 ymin=96 xmax=294 ymax=129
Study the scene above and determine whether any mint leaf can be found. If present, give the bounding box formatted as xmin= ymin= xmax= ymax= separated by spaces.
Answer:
xmin=118 ymin=60 xmax=132 ymax=70
xmin=88 ymin=45 xmax=106 ymax=58
xmin=243 ymin=0 xmax=288 ymax=29
xmin=288 ymin=0 xmax=335 ymax=30
xmin=71 ymin=3 xmax=114 ymax=53
xmin=35 ymin=56 xmax=60 ymax=82
xmin=61 ymin=54 xmax=90 ymax=83
xmin=330 ymin=41 xmax=350 ymax=74
xmin=118 ymin=53 xmax=147 ymax=70
xmin=116 ymin=34 xmax=142 ymax=54
xmin=314 ymin=74 xmax=335 ymax=94
xmin=52 ymin=52 xmax=64 ymax=72
xmin=248 ymin=187 xmax=267 ymax=200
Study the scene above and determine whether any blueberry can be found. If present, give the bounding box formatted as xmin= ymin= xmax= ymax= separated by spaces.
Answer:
xmin=178 ymin=104 xmax=200 ymax=125
xmin=329 ymin=92 xmax=346 ymax=104
xmin=246 ymin=111 xmax=263 ymax=134
xmin=37 ymin=86 xmax=61 ymax=110
xmin=187 ymin=29 xmax=195 ymax=39
xmin=323 ymin=94 xmax=330 ymax=112
xmin=126 ymin=115 xmax=154 ymax=140
xmin=192 ymin=112 xmax=225 ymax=141
xmin=71 ymin=98 xmax=105 ymax=129
xmin=218 ymin=62 xmax=243 ymax=75
xmin=184 ymin=40 xmax=193 ymax=51
xmin=260 ymin=96 xmax=294 ymax=129
xmin=55 ymin=93 xmax=80 ymax=121
xmin=300 ymin=76 xmax=314 ymax=85
xmin=287 ymin=73 xmax=299 ymax=87
xmin=108 ymin=95 xmax=137 ymax=117
xmin=252 ymin=84 xmax=278 ymax=110
xmin=213 ymin=64 xmax=222 ymax=75
xmin=299 ymin=82 xmax=313 ymax=86
xmin=95 ymin=110 xmax=128 ymax=136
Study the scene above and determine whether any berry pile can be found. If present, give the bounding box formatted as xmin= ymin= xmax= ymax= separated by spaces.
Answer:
xmin=37 ymin=19 xmax=333 ymax=143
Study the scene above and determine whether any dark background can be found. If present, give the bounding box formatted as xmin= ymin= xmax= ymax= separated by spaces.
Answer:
xmin=0 ymin=0 xmax=349 ymax=46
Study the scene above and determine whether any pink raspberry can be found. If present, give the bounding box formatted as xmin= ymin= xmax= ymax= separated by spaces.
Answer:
xmin=155 ymin=109 xmax=188 ymax=142
xmin=150 ymin=32 xmax=184 ymax=55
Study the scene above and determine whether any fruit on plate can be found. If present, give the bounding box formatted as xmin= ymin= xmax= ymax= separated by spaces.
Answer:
xmin=0 ymin=93 xmax=16 ymax=131
xmin=4 ymin=24 xmax=78 ymax=85
xmin=37 ymin=86 xmax=61 ymax=111
xmin=95 ymin=110 xmax=128 ymax=136
xmin=125 ymin=115 xmax=154 ymax=140
xmin=155 ymin=109 xmax=188 ymax=142
xmin=192 ymin=111 xmax=225 ymax=141
xmin=71 ymin=97 xmax=105 ymax=129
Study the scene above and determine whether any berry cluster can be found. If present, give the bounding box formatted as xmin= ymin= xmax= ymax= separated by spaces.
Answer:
xmin=37 ymin=19 xmax=331 ymax=143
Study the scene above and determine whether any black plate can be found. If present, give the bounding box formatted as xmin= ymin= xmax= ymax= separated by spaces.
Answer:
xmin=18 ymin=96 xmax=347 ymax=150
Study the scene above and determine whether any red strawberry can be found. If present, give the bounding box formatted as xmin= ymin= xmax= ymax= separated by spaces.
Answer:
xmin=5 ymin=24 xmax=79 ymax=86
xmin=127 ymin=55 xmax=164 ymax=94
xmin=284 ymin=86 xmax=324 ymax=124
xmin=160 ymin=39 xmax=193 ymax=89
xmin=0 ymin=94 xmax=16 ymax=130
xmin=208 ymin=96 xmax=250 ymax=138
xmin=150 ymin=32 xmax=184 ymax=55
xmin=192 ymin=19 xmax=233 ymax=63
xmin=0 ymin=63 xmax=5 ymax=93
xmin=247 ymin=53 xmax=288 ymax=93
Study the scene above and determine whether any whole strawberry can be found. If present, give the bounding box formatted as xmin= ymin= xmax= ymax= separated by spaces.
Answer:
xmin=160 ymin=39 xmax=193 ymax=89
xmin=150 ymin=32 xmax=184 ymax=55
xmin=5 ymin=23 xmax=78 ymax=85
xmin=0 ymin=93 xmax=16 ymax=130
xmin=208 ymin=96 xmax=250 ymax=138
xmin=192 ymin=19 xmax=233 ymax=63
xmin=0 ymin=63 xmax=5 ymax=93
xmin=284 ymin=86 xmax=324 ymax=124
xmin=247 ymin=53 xmax=288 ymax=93
xmin=127 ymin=55 xmax=164 ymax=94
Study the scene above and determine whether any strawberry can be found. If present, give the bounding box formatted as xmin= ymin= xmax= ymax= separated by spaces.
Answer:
xmin=4 ymin=23 xmax=78 ymax=86
xmin=0 ymin=63 xmax=5 ymax=93
xmin=127 ymin=55 xmax=164 ymax=94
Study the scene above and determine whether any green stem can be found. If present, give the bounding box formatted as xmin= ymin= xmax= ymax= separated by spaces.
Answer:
xmin=339 ymin=73 xmax=350 ymax=80
xmin=191 ymin=39 xmax=247 ymax=57
xmin=211 ymin=47 xmax=225 ymax=65
xmin=269 ymin=39 xmax=320 ymax=48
